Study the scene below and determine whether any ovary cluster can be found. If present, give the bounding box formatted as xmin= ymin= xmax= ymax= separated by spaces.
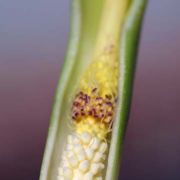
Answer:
xmin=58 ymin=44 xmax=118 ymax=180
xmin=58 ymin=132 xmax=107 ymax=180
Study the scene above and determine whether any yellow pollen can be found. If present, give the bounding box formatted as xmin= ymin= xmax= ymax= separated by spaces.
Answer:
xmin=75 ymin=117 xmax=108 ymax=139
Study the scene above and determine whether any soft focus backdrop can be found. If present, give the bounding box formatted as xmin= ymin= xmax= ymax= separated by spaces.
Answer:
xmin=0 ymin=0 xmax=180 ymax=180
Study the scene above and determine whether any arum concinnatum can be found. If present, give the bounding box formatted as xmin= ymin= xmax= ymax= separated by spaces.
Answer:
xmin=40 ymin=0 xmax=147 ymax=179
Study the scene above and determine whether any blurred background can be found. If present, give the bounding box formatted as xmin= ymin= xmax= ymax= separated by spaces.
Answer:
xmin=0 ymin=0 xmax=180 ymax=180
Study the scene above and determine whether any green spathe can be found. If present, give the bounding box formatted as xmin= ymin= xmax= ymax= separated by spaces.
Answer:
xmin=39 ymin=0 xmax=147 ymax=179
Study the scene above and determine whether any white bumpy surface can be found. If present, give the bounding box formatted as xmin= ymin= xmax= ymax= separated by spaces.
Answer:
xmin=57 ymin=132 xmax=108 ymax=180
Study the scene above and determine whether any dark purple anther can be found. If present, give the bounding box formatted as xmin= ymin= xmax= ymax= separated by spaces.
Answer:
xmin=73 ymin=102 xmax=80 ymax=106
xmin=84 ymin=94 xmax=89 ymax=103
xmin=108 ymin=112 xmax=112 ymax=116
xmin=92 ymin=88 xmax=97 ymax=93
xmin=101 ymin=114 xmax=104 ymax=118
xmin=96 ymin=97 xmax=102 ymax=100
xmin=88 ymin=111 xmax=92 ymax=115
xmin=92 ymin=108 xmax=96 ymax=115
xmin=74 ymin=112 xmax=79 ymax=117
xmin=106 ymin=101 xmax=112 ymax=106
xmin=81 ymin=112 xmax=85 ymax=116
xmin=94 ymin=114 xmax=99 ymax=119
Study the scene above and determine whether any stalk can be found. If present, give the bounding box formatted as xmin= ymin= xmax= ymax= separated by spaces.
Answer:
xmin=39 ymin=0 xmax=147 ymax=180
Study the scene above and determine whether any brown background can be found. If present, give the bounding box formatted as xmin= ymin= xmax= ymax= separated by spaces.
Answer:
xmin=0 ymin=0 xmax=180 ymax=180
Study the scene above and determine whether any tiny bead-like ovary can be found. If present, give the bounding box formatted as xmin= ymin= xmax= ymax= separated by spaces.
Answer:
xmin=58 ymin=132 xmax=107 ymax=179
xmin=79 ymin=160 xmax=90 ymax=173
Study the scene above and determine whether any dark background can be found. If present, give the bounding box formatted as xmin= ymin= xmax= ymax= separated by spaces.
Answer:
xmin=0 ymin=0 xmax=180 ymax=180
